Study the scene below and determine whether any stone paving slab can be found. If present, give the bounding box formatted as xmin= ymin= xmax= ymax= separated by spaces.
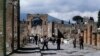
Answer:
xmin=10 ymin=53 xmax=41 ymax=56
xmin=40 ymin=42 xmax=99 ymax=56
xmin=10 ymin=42 xmax=100 ymax=56
xmin=10 ymin=43 xmax=41 ymax=56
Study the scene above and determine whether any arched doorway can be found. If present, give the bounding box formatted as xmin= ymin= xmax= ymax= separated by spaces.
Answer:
xmin=31 ymin=17 xmax=42 ymax=36
xmin=31 ymin=17 xmax=42 ymax=27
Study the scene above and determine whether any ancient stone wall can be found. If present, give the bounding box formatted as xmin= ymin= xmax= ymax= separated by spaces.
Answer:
xmin=6 ymin=0 xmax=13 ymax=53
xmin=20 ymin=21 xmax=28 ymax=47
xmin=0 ymin=0 xmax=3 ymax=55
xmin=6 ymin=0 xmax=18 ymax=54
xmin=82 ymin=18 xmax=100 ymax=49
xmin=27 ymin=14 xmax=48 ymax=37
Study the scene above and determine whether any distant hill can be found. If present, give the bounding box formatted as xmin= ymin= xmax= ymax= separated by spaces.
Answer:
xmin=20 ymin=13 xmax=70 ymax=24
xmin=48 ymin=15 xmax=69 ymax=24
xmin=48 ymin=15 xmax=61 ymax=23
xmin=20 ymin=13 xmax=27 ymax=20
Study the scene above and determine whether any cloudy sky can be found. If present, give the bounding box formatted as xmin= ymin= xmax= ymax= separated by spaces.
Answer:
xmin=20 ymin=0 xmax=100 ymax=22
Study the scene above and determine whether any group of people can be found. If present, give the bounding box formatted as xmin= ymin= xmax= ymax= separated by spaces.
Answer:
xmin=40 ymin=35 xmax=62 ymax=50
xmin=29 ymin=35 xmax=62 ymax=50
xmin=73 ymin=35 xmax=84 ymax=49
xmin=29 ymin=34 xmax=84 ymax=50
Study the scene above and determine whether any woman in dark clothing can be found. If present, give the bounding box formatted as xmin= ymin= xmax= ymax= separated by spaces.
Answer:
xmin=42 ymin=36 xmax=49 ymax=50
xmin=57 ymin=38 xmax=61 ymax=50
xmin=79 ymin=36 xmax=84 ymax=49
xmin=34 ymin=35 xmax=38 ymax=45
xmin=73 ymin=38 xmax=76 ymax=48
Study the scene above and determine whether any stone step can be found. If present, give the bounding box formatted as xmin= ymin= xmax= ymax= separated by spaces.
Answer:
xmin=16 ymin=49 xmax=40 ymax=53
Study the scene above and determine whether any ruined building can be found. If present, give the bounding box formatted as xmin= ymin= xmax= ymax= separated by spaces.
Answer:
xmin=21 ymin=14 xmax=73 ymax=39
xmin=75 ymin=16 xmax=100 ymax=49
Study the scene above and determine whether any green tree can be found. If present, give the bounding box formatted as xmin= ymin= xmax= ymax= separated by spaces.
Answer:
xmin=90 ymin=17 xmax=94 ymax=22
xmin=97 ymin=11 xmax=100 ymax=28
xmin=72 ymin=15 xmax=83 ymax=24
xmin=68 ymin=20 xmax=70 ymax=24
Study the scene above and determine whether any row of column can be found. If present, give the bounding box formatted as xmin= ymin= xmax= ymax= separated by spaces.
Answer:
xmin=82 ymin=25 xmax=100 ymax=47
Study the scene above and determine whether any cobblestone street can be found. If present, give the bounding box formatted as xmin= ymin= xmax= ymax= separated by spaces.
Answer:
xmin=10 ymin=41 xmax=100 ymax=56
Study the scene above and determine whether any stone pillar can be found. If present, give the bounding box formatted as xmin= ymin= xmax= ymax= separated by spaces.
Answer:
xmin=97 ymin=33 xmax=100 ymax=47
xmin=48 ymin=23 xmax=52 ymax=37
xmin=90 ymin=26 xmax=92 ymax=45
xmin=86 ymin=29 xmax=88 ymax=43
xmin=84 ymin=29 xmax=86 ymax=44
xmin=94 ymin=33 xmax=97 ymax=46
xmin=52 ymin=22 xmax=55 ymax=34
xmin=87 ymin=25 xmax=90 ymax=44
xmin=6 ymin=0 xmax=13 ymax=53
xmin=92 ymin=33 xmax=96 ymax=46
xmin=14 ymin=1 xmax=18 ymax=50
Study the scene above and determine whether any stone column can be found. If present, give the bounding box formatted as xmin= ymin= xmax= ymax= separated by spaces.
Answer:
xmin=83 ymin=30 xmax=85 ymax=44
xmin=92 ymin=33 xmax=95 ymax=46
xmin=97 ymin=33 xmax=100 ymax=47
xmin=94 ymin=33 xmax=97 ymax=46
xmin=90 ymin=26 xmax=92 ymax=45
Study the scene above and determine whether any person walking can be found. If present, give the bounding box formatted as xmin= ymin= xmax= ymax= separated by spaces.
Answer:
xmin=79 ymin=35 xmax=84 ymax=49
xmin=34 ymin=34 xmax=38 ymax=45
xmin=42 ymin=36 xmax=49 ymax=50
xmin=57 ymin=38 xmax=61 ymax=50
xmin=73 ymin=38 xmax=76 ymax=48
xmin=52 ymin=37 xmax=56 ymax=45
xmin=32 ymin=36 xmax=34 ymax=43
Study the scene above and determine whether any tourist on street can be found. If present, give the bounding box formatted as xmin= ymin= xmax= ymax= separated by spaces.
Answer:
xmin=42 ymin=36 xmax=49 ymax=50
xmin=73 ymin=37 xmax=76 ymax=48
xmin=52 ymin=34 xmax=56 ymax=45
xmin=40 ymin=37 xmax=43 ymax=44
xmin=57 ymin=37 xmax=61 ymax=50
xmin=32 ymin=36 xmax=34 ymax=43
xmin=52 ymin=37 xmax=56 ymax=45
xmin=30 ymin=36 xmax=33 ymax=43
xmin=34 ymin=34 xmax=38 ymax=45
xmin=79 ymin=35 xmax=84 ymax=49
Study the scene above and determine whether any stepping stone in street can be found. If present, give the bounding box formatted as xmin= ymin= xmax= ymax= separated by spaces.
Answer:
xmin=80 ymin=51 xmax=90 ymax=54
xmin=70 ymin=55 xmax=84 ymax=56
xmin=66 ymin=51 xmax=78 ymax=54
